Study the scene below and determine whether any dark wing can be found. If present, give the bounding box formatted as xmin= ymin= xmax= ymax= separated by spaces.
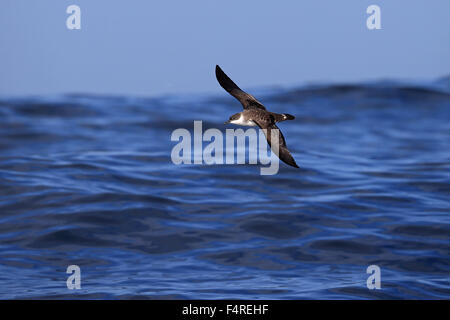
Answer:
xmin=252 ymin=119 xmax=299 ymax=168
xmin=215 ymin=65 xmax=266 ymax=110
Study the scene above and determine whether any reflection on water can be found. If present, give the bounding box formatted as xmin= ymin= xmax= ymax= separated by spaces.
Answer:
xmin=0 ymin=78 xmax=449 ymax=299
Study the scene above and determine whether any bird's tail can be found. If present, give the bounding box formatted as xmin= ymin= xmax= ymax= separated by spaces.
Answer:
xmin=272 ymin=113 xmax=295 ymax=122
xmin=282 ymin=114 xmax=295 ymax=120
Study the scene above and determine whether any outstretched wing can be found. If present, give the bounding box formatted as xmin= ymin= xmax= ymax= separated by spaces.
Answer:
xmin=215 ymin=65 xmax=266 ymax=110
xmin=253 ymin=120 xmax=299 ymax=168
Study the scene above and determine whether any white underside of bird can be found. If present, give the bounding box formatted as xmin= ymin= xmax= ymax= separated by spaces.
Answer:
xmin=229 ymin=113 xmax=257 ymax=126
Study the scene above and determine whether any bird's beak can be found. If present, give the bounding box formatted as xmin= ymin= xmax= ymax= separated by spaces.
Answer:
xmin=224 ymin=120 xmax=230 ymax=124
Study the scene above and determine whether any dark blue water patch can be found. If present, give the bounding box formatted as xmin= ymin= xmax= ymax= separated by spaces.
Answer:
xmin=0 ymin=79 xmax=449 ymax=299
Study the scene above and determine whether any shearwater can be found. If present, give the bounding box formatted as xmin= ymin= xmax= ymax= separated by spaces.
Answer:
xmin=215 ymin=65 xmax=299 ymax=168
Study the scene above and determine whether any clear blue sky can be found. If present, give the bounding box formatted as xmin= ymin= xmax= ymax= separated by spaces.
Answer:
xmin=1 ymin=0 xmax=449 ymax=97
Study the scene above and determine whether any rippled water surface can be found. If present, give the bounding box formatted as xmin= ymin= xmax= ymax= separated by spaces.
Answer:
xmin=0 ymin=78 xmax=449 ymax=299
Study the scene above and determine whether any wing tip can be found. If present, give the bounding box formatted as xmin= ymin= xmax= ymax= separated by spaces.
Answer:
xmin=215 ymin=64 xmax=240 ymax=94
xmin=279 ymin=148 xmax=300 ymax=168
xmin=215 ymin=65 xmax=223 ymax=78
xmin=215 ymin=65 xmax=224 ymax=82
xmin=285 ymin=158 xmax=300 ymax=169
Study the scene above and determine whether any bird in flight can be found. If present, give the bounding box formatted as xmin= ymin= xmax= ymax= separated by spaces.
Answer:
xmin=215 ymin=65 xmax=299 ymax=168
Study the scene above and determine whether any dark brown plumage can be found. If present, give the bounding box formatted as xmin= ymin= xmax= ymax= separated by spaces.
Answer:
xmin=215 ymin=65 xmax=299 ymax=168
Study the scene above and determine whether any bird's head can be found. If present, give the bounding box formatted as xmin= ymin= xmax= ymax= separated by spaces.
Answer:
xmin=224 ymin=113 xmax=241 ymax=124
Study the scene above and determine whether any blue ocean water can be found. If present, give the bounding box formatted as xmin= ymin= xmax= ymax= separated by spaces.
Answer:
xmin=0 ymin=78 xmax=449 ymax=299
